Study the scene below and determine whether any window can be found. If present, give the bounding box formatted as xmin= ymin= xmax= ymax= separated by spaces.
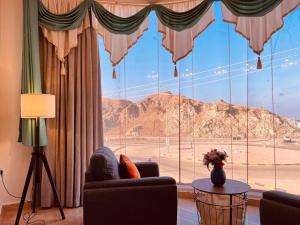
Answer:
xmin=99 ymin=3 xmax=300 ymax=194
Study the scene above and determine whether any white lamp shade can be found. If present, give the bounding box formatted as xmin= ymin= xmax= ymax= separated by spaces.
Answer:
xmin=21 ymin=94 xmax=55 ymax=118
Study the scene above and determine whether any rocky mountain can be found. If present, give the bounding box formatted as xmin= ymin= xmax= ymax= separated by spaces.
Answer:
xmin=102 ymin=92 xmax=300 ymax=138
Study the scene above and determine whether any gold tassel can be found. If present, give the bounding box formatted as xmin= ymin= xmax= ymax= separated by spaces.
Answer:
xmin=174 ymin=63 xmax=178 ymax=78
xmin=112 ymin=66 xmax=116 ymax=79
xmin=61 ymin=59 xmax=66 ymax=76
xmin=257 ymin=55 xmax=262 ymax=70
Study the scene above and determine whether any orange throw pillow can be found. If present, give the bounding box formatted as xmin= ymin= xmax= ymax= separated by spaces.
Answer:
xmin=120 ymin=154 xmax=141 ymax=179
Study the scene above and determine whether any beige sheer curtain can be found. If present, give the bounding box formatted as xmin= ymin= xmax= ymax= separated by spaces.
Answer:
xmin=158 ymin=0 xmax=214 ymax=63
xmin=40 ymin=27 xmax=103 ymax=207
xmin=92 ymin=2 xmax=149 ymax=66
xmin=222 ymin=0 xmax=300 ymax=54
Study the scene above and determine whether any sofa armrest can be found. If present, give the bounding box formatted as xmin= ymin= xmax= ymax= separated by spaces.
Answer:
xmin=85 ymin=167 xmax=94 ymax=182
xmin=135 ymin=162 xmax=159 ymax=177
xmin=84 ymin=176 xmax=175 ymax=190
xmin=263 ymin=191 xmax=300 ymax=208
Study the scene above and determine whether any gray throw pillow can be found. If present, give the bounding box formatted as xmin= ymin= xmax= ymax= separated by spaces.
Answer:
xmin=90 ymin=147 xmax=120 ymax=180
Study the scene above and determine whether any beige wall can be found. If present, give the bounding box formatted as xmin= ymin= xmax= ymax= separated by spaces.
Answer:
xmin=0 ymin=0 xmax=32 ymax=210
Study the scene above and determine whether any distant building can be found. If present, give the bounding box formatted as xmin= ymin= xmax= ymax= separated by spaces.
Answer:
xmin=286 ymin=118 xmax=300 ymax=129
xmin=296 ymin=120 xmax=300 ymax=128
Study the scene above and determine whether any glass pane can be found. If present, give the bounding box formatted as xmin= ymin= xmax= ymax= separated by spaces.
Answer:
xmin=247 ymin=43 xmax=277 ymax=191
xmin=193 ymin=4 xmax=231 ymax=183
xmin=273 ymin=9 xmax=300 ymax=194
xmin=177 ymin=53 xmax=195 ymax=183
xmin=100 ymin=38 xmax=125 ymax=156
xmin=99 ymin=3 xmax=300 ymax=194
xmin=228 ymin=26 xmax=248 ymax=185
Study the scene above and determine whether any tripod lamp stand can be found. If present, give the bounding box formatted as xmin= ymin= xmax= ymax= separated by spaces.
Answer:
xmin=15 ymin=94 xmax=65 ymax=225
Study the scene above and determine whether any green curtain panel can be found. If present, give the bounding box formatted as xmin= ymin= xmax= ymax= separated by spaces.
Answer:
xmin=154 ymin=0 xmax=213 ymax=32
xmin=38 ymin=0 xmax=89 ymax=31
xmin=222 ymin=0 xmax=282 ymax=17
xmin=19 ymin=0 xmax=47 ymax=147
xmin=92 ymin=2 xmax=152 ymax=34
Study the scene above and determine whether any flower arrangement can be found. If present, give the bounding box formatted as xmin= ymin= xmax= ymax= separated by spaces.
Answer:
xmin=203 ymin=149 xmax=228 ymax=169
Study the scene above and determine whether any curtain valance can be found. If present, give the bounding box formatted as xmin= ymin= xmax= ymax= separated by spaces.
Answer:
xmin=37 ymin=0 xmax=300 ymax=67
xmin=39 ymin=0 xmax=284 ymax=32
xmin=39 ymin=0 xmax=214 ymax=33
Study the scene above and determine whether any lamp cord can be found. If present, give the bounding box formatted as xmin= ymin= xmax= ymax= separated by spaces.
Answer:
xmin=0 ymin=173 xmax=21 ymax=199
xmin=0 ymin=172 xmax=46 ymax=224
xmin=23 ymin=210 xmax=46 ymax=225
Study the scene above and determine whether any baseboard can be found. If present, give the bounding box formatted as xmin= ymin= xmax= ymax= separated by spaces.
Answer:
xmin=0 ymin=201 xmax=31 ymax=216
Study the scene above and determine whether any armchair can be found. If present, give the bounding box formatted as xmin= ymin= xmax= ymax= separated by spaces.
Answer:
xmin=83 ymin=148 xmax=177 ymax=225
xmin=260 ymin=191 xmax=300 ymax=225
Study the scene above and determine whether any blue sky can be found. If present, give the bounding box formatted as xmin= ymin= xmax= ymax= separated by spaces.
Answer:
xmin=99 ymin=3 xmax=300 ymax=120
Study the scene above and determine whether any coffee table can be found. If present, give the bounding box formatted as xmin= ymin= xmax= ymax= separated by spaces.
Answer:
xmin=192 ymin=178 xmax=251 ymax=225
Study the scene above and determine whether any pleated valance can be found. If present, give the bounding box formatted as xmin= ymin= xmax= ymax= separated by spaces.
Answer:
xmin=38 ymin=0 xmax=300 ymax=66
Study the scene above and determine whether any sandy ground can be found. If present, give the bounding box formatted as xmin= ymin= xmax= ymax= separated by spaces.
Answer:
xmin=104 ymin=137 xmax=300 ymax=194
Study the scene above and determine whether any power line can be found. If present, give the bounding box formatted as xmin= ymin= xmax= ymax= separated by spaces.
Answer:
xmin=104 ymin=58 xmax=300 ymax=100
xmin=104 ymin=49 xmax=300 ymax=98
xmin=103 ymin=45 xmax=300 ymax=95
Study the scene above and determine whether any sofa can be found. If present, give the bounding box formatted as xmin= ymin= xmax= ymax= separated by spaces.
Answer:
xmin=83 ymin=147 xmax=177 ymax=225
xmin=260 ymin=190 xmax=300 ymax=225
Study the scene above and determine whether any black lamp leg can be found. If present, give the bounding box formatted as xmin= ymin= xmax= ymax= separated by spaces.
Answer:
xmin=32 ymin=118 xmax=40 ymax=213
xmin=31 ymin=150 xmax=40 ymax=213
xmin=41 ymin=154 xmax=65 ymax=219
xmin=14 ymin=155 xmax=36 ymax=225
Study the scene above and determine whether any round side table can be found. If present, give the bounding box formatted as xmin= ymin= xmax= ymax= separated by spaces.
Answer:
xmin=192 ymin=179 xmax=251 ymax=225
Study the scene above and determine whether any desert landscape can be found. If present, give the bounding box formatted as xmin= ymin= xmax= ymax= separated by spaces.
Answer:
xmin=102 ymin=92 xmax=300 ymax=194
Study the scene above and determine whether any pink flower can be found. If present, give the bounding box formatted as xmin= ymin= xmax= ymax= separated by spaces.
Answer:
xmin=208 ymin=153 xmax=217 ymax=160
xmin=203 ymin=148 xmax=228 ymax=170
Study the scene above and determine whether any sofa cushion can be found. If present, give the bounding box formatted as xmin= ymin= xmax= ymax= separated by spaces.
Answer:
xmin=120 ymin=154 xmax=141 ymax=179
xmin=90 ymin=147 xmax=120 ymax=180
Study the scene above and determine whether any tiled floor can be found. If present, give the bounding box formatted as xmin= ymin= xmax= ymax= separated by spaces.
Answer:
xmin=0 ymin=198 xmax=260 ymax=225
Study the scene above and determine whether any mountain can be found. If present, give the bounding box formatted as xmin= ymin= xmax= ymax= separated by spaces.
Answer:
xmin=102 ymin=92 xmax=300 ymax=138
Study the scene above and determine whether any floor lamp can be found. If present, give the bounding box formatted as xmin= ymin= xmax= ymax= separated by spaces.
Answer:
xmin=15 ymin=94 xmax=65 ymax=225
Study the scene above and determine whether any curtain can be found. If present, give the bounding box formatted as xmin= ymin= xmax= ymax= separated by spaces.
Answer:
xmin=40 ymin=27 xmax=103 ymax=207
xmin=19 ymin=0 xmax=47 ymax=146
xmin=222 ymin=0 xmax=300 ymax=55
xmin=92 ymin=3 xmax=150 ymax=67
xmin=157 ymin=0 xmax=215 ymax=63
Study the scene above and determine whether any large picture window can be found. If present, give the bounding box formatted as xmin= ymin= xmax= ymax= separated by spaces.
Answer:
xmin=99 ymin=3 xmax=300 ymax=194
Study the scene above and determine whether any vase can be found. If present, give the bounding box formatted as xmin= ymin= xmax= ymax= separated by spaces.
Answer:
xmin=210 ymin=165 xmax=226 ymax=187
